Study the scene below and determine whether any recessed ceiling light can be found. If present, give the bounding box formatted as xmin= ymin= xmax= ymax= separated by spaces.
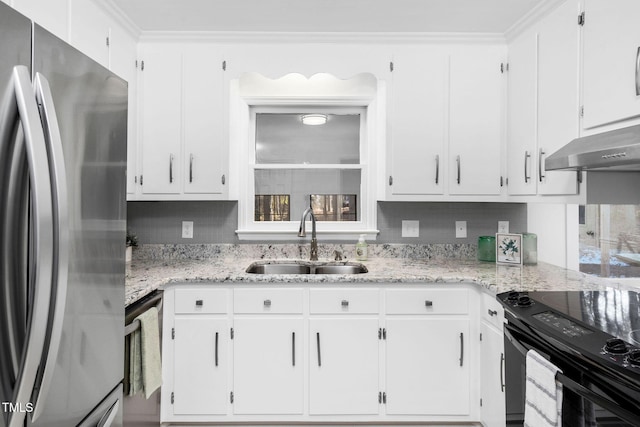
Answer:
xmin=301 ymin=114 xmax=327 ymax=125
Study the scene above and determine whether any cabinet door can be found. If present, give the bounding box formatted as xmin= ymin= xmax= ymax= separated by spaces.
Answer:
xmin=183 ymin=46 xmax=226 ymax=195
xmin=385 ymin=318 xmax=470 ymax=415
xmin=449 ymin=49 xmax=504 ymax=195
xmin=140 ymin=45 xmax=182 ymax=194
xmin=507 ymin=34 xmax=538 ymax=195
xmin=388 ymin=49 xmax=447 ymax=197
xmin=309 ymin=318 xmax=380 ymax=415
xmin=233 ymin=317 xmax=303 ymax=415
xmin=69 ymin=0 xmax=110 ymax=68
xmin=480 ymin=322 xmax=506 ymax=427
xmin=12 ymin=0 xmax=68 ymax=41
xmin=537 ymin=0 xmax=580 ymax=195
xmin=173 ymin=317 xmax=229 ymax=415
xmin=582 ymin=0 xmax=640 ymax=129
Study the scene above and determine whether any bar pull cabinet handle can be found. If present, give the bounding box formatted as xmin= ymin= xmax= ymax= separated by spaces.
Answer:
xmin=488 ymin=309 xmax=498 ymax=317
xmin=500 ymin=352 xmax=505 ymax=392
xmin=636 ymin=47 xmax=640 ymax=96
xmin=316 ymin=332 xmax=322 ymax=367
xmin=538 ymin=149 xmax=546 ymax=182
xmin=341 ymin=300 xmax=349 ymax=308
xmin=459 ymin=332 xmax=464 ymax=366
xmin=169 ymin=154 xmax=174 ymax=183
xmin=189 ymin=154 xmax=194 ymax=183
xmin=292 ymin=332 xmax=296 ymax=366
xmin=263 ymin=299 xmax=271 ymax=307
xmin=221 ymin=174 xmax=225 ymax=185
xmin=425 ymin=300 xmax=433 ymax=307
xmin=215 ymin=332 xmax=219 ymax=366
xmin=456 ymin=155 xmax=461 ymax=185
xmin=435 ymin=154 xmax=440 ymax=184
xmin=195 ymin=299 xmax=203 ymax=307
xmin=524 ymin=151 xmax=531 ymax=183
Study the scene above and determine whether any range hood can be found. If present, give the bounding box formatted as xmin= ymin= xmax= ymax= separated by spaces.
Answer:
xmin=545 ymin=124 xmax=640 ymax=172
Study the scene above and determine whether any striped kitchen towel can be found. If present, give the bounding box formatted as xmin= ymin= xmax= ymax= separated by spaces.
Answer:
xmin=524 ymin=349 xmax=563 ymax=427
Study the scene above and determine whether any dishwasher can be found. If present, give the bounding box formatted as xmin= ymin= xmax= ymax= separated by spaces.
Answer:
xmin=124 ymin=290 xmax=163 ymax=427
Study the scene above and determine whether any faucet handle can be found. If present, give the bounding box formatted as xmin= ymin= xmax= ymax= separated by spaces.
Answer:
xmin=333 ymin=250 xmax=343 ymax=261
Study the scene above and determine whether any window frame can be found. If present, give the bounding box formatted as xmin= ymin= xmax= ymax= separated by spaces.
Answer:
xmin=234 ymin=94 xmax=380 ymax=241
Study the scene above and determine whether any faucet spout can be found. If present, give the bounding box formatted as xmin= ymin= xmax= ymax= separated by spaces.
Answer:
xmin=298 ymin=207 xmax=318 ymax=261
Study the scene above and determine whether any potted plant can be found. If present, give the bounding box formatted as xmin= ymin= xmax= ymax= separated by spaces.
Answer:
xmin=126 ymin=230 xmax=138 ymax=263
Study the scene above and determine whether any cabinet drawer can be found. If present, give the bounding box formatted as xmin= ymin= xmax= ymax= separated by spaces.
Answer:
xmin=482 ymin=292 xmax=504 ymax=328
xmin=385 ymin=289 xmax=468 ymax=315
xmin=310 ymin=289 xmax=379 ymax=314
xmin=175 ymin=288 xmax=228 ymax=314
xmin=234 ymin=288 xmax=304 ymax=314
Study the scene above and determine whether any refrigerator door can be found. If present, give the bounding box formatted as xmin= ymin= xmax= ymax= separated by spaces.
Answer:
xmin=26 ymin=25 xmax=127 ymax=427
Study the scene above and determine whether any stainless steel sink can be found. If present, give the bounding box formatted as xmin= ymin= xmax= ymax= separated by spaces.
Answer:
xmin=246 ymin=263 xmax=311 ymax=274
xmin=313 ymin=264 xmax=368 ymax=274
xmin=246 ymin=262 xmax=367 ymax=275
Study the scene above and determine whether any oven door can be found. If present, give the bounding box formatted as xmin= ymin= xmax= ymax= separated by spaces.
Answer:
xmin=503 ymin=320 xmax=640 ymax=426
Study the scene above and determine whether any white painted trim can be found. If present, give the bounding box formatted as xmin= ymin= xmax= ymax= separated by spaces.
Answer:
xmin=236 ymin=229 xmax=380 ymax=241
xmin=504 ymin=0 xmax=567 ymax=42
xmin=138 ymin=31 xmax=506 ymax=45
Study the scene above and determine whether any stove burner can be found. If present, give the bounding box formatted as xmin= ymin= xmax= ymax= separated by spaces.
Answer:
xmin=517 ymin=295 xmax=533 ymax=307
xmin=507 ymin=291 xmax=520 ymax=301
xmin=627 ymin=349 xmax=640 ymax=368
xmin=604 ymin=338 xmax=630 ymax=355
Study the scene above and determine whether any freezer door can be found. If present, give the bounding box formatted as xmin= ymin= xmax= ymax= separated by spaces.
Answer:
xmin=27 ymin=25 xmax=128 ymax=427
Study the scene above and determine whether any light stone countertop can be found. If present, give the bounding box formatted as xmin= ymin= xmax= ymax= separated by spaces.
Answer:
xmin=124 ymin=244 xmax=638 ymax=307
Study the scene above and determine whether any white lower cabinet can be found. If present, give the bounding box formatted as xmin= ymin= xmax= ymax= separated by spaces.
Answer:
xmin=309 ymin=318 xmax=380 ymax=415
xmin=173 ymin=317 xmax=229 ymax=415
xmin=162 ymin=284 xmax=499 ymax=425
xmin=233 ymin=317 xmax=304 ymax=415
xmin=385 ymin=318 xmax=470 ymax=415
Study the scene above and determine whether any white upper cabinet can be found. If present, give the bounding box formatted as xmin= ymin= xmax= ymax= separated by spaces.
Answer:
xmin=69 ymin=0 xmax=110 ymax=68
xmin=139 ymin=44 xmax=183 ymax=195
xmin=449 ymin=48 xmax=504 ymax=196
xmin=137 ymin=43 xmax=228 ymax=199
xmin=507 ymin=33 xmax=538 ymax=195
xmin=183 ymin=46 xmax=226 ymax=195
xmin=537 ymin=0 xmax=580 ymax=195
xmin=506 ymin=0 xmax=580 ymax=198
xmin=582 ymin=0 xmax=640 ymax=130
xmin=11 ymin=0 xmax=68 ymax=41
xmin=388 ymin=48 xmax=447 ymax=198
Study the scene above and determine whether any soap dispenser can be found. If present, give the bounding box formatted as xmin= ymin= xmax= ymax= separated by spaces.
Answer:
xmin=356 ymin=234 xmax=368 ymax=261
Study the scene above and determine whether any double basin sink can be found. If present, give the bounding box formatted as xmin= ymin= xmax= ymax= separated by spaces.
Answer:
xmin=246 ymin=261 xmax=368 ymax=275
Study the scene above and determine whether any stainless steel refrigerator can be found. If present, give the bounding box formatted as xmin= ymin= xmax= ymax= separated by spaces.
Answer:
xmin=0 ymin=3 xmax=127 ymax=426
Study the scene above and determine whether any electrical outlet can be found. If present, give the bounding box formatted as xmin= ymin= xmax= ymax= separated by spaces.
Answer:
xmin=182 ymin=221 xmax=194 ymax=239
xmin=498 ymin=221 xmax=509 ymax=234
xmin=402 ymin=220 xmax=419 ymax=237
xmin=455 ymin=221 xmax=467 ymax=238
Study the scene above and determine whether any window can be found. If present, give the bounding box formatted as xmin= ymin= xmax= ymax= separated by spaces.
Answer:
xmin=232 ymin=72 xmax=381 ymax=241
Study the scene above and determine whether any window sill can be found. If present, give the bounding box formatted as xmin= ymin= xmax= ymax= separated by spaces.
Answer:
xmin=236 ymin=229 xmax=379 ymax=241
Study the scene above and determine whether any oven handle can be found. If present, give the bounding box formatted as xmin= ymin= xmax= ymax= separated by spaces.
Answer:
xmin=504 ymin=324 xmax=640 ymax=425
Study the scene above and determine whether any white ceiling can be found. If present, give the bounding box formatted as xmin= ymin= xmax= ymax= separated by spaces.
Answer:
xmin=110 ymin=0 xmax=543 ymax=33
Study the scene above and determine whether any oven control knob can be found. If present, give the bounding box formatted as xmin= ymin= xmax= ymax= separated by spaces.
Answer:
xmin=517 ymin=295 xmax=533 ymax=307
xmin=627 ymin=349 xmax=640 ymax=367
xmin=604 ymin=338 xmax=629 ymax=355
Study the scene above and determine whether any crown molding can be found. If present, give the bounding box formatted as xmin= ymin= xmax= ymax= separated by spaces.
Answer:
xmin=504 ymin=0 xmax=567 ymax=42
xmin=97 ymin=0 xmax=142 ymax=38
xmin=138 ymin=31 xmax=506 ymax=45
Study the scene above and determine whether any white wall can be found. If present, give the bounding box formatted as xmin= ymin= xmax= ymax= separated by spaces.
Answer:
xmin=527 ymin=203 xmax=579 ymax=270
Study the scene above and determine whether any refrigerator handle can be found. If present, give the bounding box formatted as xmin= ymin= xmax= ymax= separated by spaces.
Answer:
xmin=7 ymin=65 xmax=55 ymax=427
xmin=31 ymin=73 xmax=70 ymax=422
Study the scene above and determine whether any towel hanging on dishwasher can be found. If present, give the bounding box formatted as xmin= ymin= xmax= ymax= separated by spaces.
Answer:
xmin=129 ymin=306 xmax=162 ymax=399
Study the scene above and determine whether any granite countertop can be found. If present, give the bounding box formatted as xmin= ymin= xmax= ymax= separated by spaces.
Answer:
xmin=125 ymin=244 xmax=638 ymax=307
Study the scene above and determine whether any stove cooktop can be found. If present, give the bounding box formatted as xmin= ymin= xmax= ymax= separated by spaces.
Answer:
xmin=497 ymin=289 xmax=640 ymax=386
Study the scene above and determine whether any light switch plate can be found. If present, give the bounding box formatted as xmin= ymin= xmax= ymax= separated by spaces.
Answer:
xmin=498 ymin=221 xmax=509 ymax=234
xmin=402 ymin=220 xmax=419 ymax=237
xmin=455 ymin=221 xmax=467 ymax=238
xmin=182 ymin=221 xmax=194 ymax=239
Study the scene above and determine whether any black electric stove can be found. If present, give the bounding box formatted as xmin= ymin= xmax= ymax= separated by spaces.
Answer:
xmin=497 ymin=289 xmax=640 ymax=426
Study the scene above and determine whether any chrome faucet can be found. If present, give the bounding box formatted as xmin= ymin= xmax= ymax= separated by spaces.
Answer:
xmin=298 ymin=207 xmax=318 ymax=261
